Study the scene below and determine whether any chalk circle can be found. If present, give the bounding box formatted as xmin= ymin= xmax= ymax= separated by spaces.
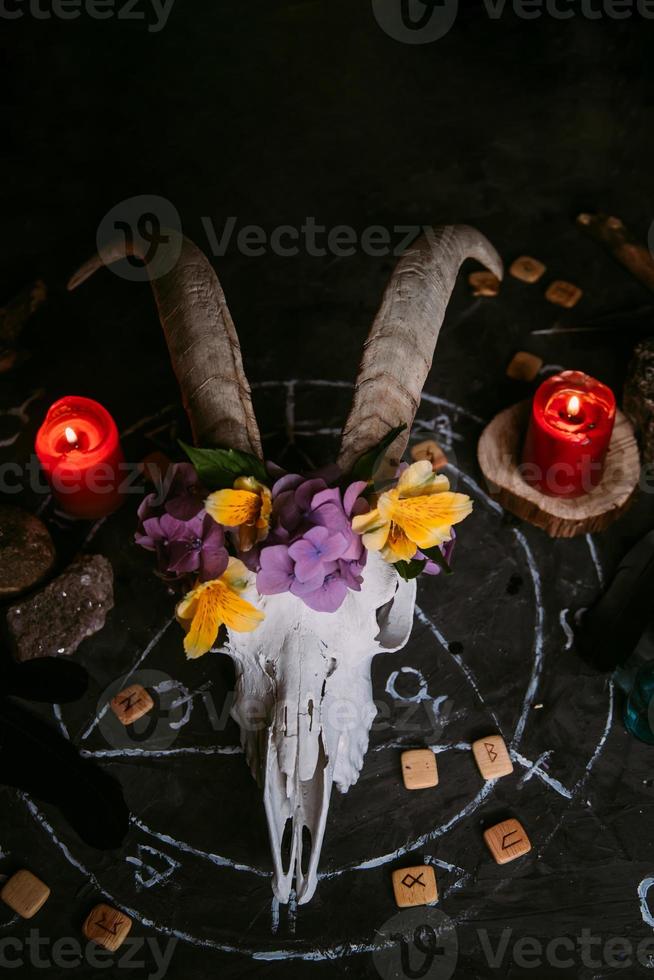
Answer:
xmin=373 ymin=907 xmax=459 ymax=980
xmin=97 ymin=669 xmax=189 ymax=752
xmin=43 ymin=382 xmax=612 ymax=959
xmin=386 ymin=667 xmax=430 ymax=703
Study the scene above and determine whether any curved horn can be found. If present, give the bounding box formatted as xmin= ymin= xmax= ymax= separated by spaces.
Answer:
xmin=68 ymin=233 xmax=262 ymax=457
xmin=337 ymin=225 xmax=503 ymax=472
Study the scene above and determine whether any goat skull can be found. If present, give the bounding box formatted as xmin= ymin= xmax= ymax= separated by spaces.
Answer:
xmin=69 ymin=222 xmax=502 ymax=905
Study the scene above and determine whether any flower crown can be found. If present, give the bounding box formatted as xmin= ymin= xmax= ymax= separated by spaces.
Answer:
xmin=136 ymin=427 xmax=472 ymax=658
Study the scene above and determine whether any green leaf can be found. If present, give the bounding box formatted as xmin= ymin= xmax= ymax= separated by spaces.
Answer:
xmin=179 ymin=441 xmax=269 ymax=490
xmin=350 ymin=424 xmax=407 ymax=483
xmin=420 ymin=545 xmax=453 ymax=575
xmin=394 ymin=558 xmax=427 ymax=581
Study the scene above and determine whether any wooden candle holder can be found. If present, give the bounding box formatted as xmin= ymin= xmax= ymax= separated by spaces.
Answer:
xmin=477 ymin=401 xmax=640 ymax=538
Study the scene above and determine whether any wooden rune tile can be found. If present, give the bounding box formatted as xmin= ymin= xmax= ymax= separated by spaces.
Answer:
xmin=0 ymin=870 xmax=50 ymax=919
xmin=83 ymin=904 xmax=133 ymax=952
xmin=401 ymin=749 xmax=439 ymax=790
xmin=472 ymin=735 xmax=514 ymax=780
xmin=484 ymin=819 xmax=532 ymax=865
xmin=392 ymin=866 xmax=438 ymax=908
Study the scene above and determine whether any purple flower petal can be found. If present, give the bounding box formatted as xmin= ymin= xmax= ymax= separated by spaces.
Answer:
xmin=137 ymin=491 xmax=159 ymax=524
xmin=199 ymin=518 xmax=229 ymax=581
xmin=310 ymin=487 xmax=340 ymax=510
xmin=290 ymin=571 xmax=330 ymax=596
xmin=272 ymin=473 xmax=304 ymax=496
xmin=295 ymin=478 xmax=327 ymax=513
xmin=257 ymin=545 xmax=295 ymax=594
xmin=167 ymin=539 xmax=201 ymax=575
xmin=299 ymin=575 xmax=349 ymax=613
xmin=338 ymin=559 xmax=364 ymax=591
xmin=343 ymin=481 xmax=369 ymax=517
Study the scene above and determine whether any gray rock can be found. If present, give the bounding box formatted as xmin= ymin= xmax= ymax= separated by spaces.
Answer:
xmin=0 ymin=505 xmax=56 ymax=598
xmin=7 ymin=554 xmax=114 ymax=661
xmin=624 ymin=338 xmax=654 ymax=466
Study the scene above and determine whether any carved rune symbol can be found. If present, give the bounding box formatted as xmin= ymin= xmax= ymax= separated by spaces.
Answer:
xmin=401 ymin=872 xmax=426 ymax=890
xmin=502 ymin=829 xmax=523 ymax=851
xmin=94 ymin=913 xmax=122 ymax=936
xmin=120 ymin=692 xmax=142 ymax=710
xmin=484 ymin=742 xmax=498 ymax=762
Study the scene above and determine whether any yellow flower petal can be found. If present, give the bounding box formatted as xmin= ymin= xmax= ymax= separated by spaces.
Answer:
xmin=382 ymin=524 xmax=418 ymax=562
xmin=205 ymin=488 xmax=260 ymax=527
xmin=397 ymin=460 xmax=450 ymax=498
xmin=177 ymin=582 xmax=223 ymax=659
xmin=352 ymin=508 xmax=390 ymax=551
xmin=352 ymin=508 xmax=382 ymax=534
xmin=218 ymin=586 xmax=265 ymax=633
xmin=177 ymin=560 xmax=264 ymax=659
xmin=391 ymin=491 xmax=473 ymax=549
xmin=362 ymin=523 xmax=390 ymax=552
xmin=222 ymin=557 xmax=251 ymax=591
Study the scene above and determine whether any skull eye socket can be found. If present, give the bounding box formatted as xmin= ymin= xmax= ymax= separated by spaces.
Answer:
xmin=375 ymin=593 xmax=397 ymax=640
xmin=374 ymin=578 xmax=415 ymax=651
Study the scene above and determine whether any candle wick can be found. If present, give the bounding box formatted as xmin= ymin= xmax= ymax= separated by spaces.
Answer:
xmin=64 ymin=426 xmax=79 ymax=449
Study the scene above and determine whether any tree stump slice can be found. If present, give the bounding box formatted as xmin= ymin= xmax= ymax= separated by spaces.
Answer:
xmin=477 ymin=401 xmax=640 ymax=538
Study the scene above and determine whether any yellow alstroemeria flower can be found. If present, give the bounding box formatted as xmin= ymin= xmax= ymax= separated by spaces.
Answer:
xmin=204 ymin=476 xmax=272 ymax=551
xmin=352 ymin=459 xmax=472 ymax=564
xmin=176 ymin=558 xmax=265 ymax=659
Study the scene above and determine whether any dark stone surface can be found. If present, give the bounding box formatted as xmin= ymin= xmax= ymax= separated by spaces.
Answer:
xmin=0 ymin=504 xmax=55 ymax=598
xmin=624 ymin=338 xmax=654 ymax=465
xmin=1 ymin=5 xmax=654 ymax=979
xmin=6 ymin=554 xmax=114 ymax=661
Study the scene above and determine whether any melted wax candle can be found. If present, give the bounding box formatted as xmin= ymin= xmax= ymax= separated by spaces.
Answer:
xmin=521 ymin=370 xmax=616 ymax=498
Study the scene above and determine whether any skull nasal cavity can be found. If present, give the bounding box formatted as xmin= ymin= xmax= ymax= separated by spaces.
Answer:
xmin=281 ymin=819 xmax=293 ymax=875
xmin=301 ymin=826 xmax=313 ymax=876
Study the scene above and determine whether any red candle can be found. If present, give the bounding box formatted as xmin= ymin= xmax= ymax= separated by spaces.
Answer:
xmin=521 ymin=371 xmax=616 ymax=498
xmin=35 ymin=396 xmax=125 ymax=519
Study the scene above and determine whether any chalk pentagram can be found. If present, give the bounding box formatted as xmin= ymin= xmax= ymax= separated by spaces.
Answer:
xmin=22 ymin=380 xmax=614 ymax=962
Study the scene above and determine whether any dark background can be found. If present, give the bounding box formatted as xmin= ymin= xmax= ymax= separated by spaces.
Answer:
xmin=2 ymin=1 xmax=654 ymax=978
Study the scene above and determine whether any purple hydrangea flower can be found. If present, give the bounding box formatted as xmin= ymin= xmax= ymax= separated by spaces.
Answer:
xmin=256 ymin=476 xmax=369 ymax=613
xmin=136 ymin=511 xmax=229 ymax=582
xmin=135 ymin=462 xmax=226 ymax=581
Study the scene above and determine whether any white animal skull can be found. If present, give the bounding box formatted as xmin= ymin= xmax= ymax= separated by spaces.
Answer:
xmin=70 ymin=222 xmax=502 ymax=906
xmin=229 ymin=550 xmax=416 ymax=904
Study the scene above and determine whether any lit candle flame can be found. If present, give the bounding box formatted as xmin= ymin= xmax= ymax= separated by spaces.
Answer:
xmin=64 ymin=426 xmax=79 ymax=446
xmin=566 ymin=394 xmax=581 ymax=418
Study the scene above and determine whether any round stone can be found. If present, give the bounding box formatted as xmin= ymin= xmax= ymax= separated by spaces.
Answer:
xmin=0 ymin=505 xmax=56 ymax=598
